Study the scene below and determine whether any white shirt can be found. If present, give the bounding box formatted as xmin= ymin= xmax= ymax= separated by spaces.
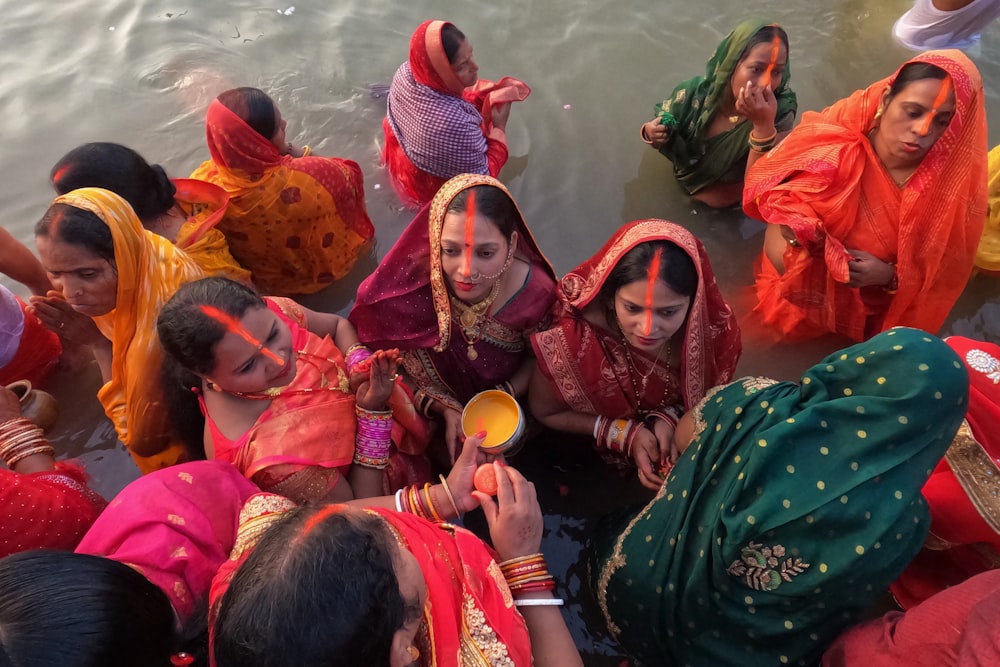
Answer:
xmin=893 ymin=0 xmax=1000 ymax=50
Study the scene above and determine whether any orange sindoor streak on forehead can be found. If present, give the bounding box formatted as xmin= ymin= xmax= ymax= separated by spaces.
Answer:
xmin=760 ymin=35 xmax=782 ymax=88
xmin=199 ymin=304 xmax=285 ymax=366
xmin=642 ymin=248 xmax=664 ymax=336
xmin=918 ymin=76 xmax=953 ymax=136
xmin=463 ymin=190 xmax=477 ymax=276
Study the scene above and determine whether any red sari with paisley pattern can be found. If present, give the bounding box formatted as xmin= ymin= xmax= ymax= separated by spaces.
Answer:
xmin=191 ymin=100 xmax=374 ymax=295
xmin=530 ymin=219 xmax=741 ymax=417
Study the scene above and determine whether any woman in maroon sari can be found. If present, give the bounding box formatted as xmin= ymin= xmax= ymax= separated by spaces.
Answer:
xmin=350 ymin=174 xmax=556 ymax=461
xmin=529 ymin=220 xmax=741 ymax=488
xmin=383 ymin=20 xmax=530 ymax=208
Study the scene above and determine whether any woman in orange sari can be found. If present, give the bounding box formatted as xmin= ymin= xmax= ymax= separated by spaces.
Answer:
xmin=529 ymin=220 xmax=741 ymax=489
xmin=31 ymin=187 xmax=206 ymax=473
xmin=191 ymin=87 xmax=374 ymax=295
xmin=50 ymin=142 xmax=249 ymax=282
xmin=744 ymin=50 xmax=987 ymax=342
xmin=383 ymin=20 xmax=530 ymax=208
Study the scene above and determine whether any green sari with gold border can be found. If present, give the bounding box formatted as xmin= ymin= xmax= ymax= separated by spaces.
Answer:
xmin=592 ymin=328 xmax=968 ymax=666
xmin=655 ymin=19 xmax=798 ymax=196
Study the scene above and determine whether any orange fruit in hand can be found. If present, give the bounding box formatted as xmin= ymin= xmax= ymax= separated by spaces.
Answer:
xmin=474 ymin=463 xmax=499 ymax=496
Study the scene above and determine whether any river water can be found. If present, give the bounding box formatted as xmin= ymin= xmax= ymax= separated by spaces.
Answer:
xmin=3 ymin=0 xmax=1000 ymax=662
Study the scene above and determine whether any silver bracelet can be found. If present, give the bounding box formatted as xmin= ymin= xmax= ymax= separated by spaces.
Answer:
xmin=514 ymin=598 xmax=565 ymax=607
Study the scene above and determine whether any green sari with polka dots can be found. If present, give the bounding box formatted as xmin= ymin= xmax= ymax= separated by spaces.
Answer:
xmin=591 ymin=328 xmax=968 ymax=666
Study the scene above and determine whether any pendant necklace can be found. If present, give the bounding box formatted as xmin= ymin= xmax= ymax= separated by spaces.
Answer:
xmin=453 ymin=278 xmax=504 ymax=360
xmin=618 ymin=323 xmax=673 ymax=412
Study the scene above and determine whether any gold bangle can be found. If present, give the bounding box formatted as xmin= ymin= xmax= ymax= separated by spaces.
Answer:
xmin=301 ymin=145 xmax=312 ymax=157
xmin=438 ymin=474 xmax=462 ymax=518
xmin=749 ymin=128 xmax=778 ymax=144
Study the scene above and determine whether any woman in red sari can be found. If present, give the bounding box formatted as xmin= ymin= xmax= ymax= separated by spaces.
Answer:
xmin=889 ymin=336 xmax=1000 ymax=609
xmin=350 ymin=174 xmax=557 ymax=461
xmin=744 ymin=50 xmax=987 ymax=342
xmin=51 ymin=142 xmax=249 ymax=282
xmin=0 ymin=384 xmax=105 ymax=558
xmin=383 ymin=20 xmax=530 ymax=208
xmin=529 ymin=220 xmax=741 ymax=489
xmin=157 ymin=276 xmax=406 ymax=503
xmin=212 ymin=446 xmax=582 ymax=667
xmin=191 ymin=87 xmax=374 ymax=295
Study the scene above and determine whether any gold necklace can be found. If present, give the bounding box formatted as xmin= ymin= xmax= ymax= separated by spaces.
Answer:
xmin=728 ymin=114 xmax=742 ymax=124
xmin=453 ymin=278 xmax=504 ymax=360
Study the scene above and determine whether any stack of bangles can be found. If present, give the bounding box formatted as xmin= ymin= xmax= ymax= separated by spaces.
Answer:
xmin=0 ymin=417 xmax=54 ymax=469
xmin=749 ymin=129 xmax=777 ymax=153
xmin=499 ymin=553 xmax=564 ymax=607
xmin=394 ymin=480 xmax=461 ymax=521
xmin=353 ymin=405 xmax=393 ymax=469
xmin=345 ymin=343 xmax=373 ymax=374
xmin=644 ymin=405 xmax=681 ymax=431
xmin=413 ymin=388 xmax=462 ymax=418
xmin=593 ymin=416 xmax=643 ymax=458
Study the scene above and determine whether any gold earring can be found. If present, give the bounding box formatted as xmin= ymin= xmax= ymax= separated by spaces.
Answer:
xmin=874 ymin=108 xmax=884 ymax=124
xmin=407 ymin=646 xmax=420 ymax=662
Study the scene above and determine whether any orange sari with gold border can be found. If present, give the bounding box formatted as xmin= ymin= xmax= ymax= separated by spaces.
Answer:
xmin=744 ymin=50 xmax=986 ymax=341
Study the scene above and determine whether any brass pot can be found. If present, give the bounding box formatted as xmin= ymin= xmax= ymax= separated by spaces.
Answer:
xmin=5 ymin=380 xmax=58 ymax=431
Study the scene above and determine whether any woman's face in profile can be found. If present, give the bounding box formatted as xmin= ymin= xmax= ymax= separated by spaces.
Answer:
xmin=876 ymin=77 xmax=956 ymax=167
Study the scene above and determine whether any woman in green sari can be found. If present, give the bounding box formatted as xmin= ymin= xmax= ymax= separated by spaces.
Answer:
xmin=591 ymin=327 xmax=968 ymax=666
xmin=639 ymin=20 xmax=797 ymax=208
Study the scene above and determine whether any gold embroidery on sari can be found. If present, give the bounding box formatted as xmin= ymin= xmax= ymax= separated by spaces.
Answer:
xmin=691 ymin=384 xmax=726 ymax=440
xmin=596 ymin=480 xmax=670 ymax=638
xmin=726 ymin=541 xmax=810 ymax=591
xmin=230 ymin=494 xmax=297 ymax=560
xmin=741 ymin=376 xmax=779 ymax=394
xmin=460 ymin=592 xmax=515 ymax=666
xmin=487 ymin=560 xmax=515 ymax=609
xmin=945 ymin=420 xmax=1000 ymax=534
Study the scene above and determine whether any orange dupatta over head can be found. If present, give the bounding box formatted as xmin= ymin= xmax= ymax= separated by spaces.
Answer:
xmin=55 ymin=188 xmax=207 ymax=473
xmin=744 ymin=50 xmax=987 ymax=341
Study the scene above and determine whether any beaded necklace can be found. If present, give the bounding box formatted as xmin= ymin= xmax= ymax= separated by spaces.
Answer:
xmin=617 ymin=322 xmax=673 ymax=412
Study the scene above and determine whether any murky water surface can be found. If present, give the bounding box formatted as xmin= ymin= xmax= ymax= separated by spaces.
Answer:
xmin=3 ymin=0 xmax=999 ymax=662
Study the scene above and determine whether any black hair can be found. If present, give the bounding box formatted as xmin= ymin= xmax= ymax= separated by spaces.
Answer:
xmin=157 ymin=277 xmax=266 ymax=452
xmin=598 ymin=240 xmax=698 ymax=309
xmin=445 ymin=185 xmax=519 ymax=240
xmin=736 ymin=24 xmax=789 ymax=66
xmin=213 ymin=507 xmax=408 ymax=667
xmin=50 ymin=143 xmax=177 ymax=224
xmin=441 ymin=23 xmax=466 ymax=64
xmin=887 ymin=62 xmax=949 ymax=99
xmin=216 ymin=87 xmax=278 ymax=140
xmin=0 ymin=550 xmax=175 ymax=667
xmin=35 ymin=203 xmax=116 ymax=264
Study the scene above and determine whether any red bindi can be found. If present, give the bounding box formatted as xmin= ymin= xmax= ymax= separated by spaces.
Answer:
xmin=199 ymin=305 xmax=285 ymax=367
xmin=642 ymin=248 xmax=663 ymax=336
xmin=917 ymin=76 xmax=953 ymax=137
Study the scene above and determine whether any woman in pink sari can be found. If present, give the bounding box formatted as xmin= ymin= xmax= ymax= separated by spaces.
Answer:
xmin=350 ymin=174 xmax=557 ymax=460
xmin=0 ymin=460 xmax=258 ymax=667
xmin=383 ymin=20 xmax=529 ymax=208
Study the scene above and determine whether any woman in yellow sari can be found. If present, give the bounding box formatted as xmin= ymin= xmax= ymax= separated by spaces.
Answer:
xmin=191 ymin=87 xmax=374 ymax=295
xmin=31 ymin=188 xmax=206 ymax=473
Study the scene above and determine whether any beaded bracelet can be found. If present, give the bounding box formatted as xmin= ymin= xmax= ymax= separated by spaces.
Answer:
xmin=0 ymin=417 xmax=53 ymax=469
xmin=353 ymin=405 xmax=392 ymax=469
